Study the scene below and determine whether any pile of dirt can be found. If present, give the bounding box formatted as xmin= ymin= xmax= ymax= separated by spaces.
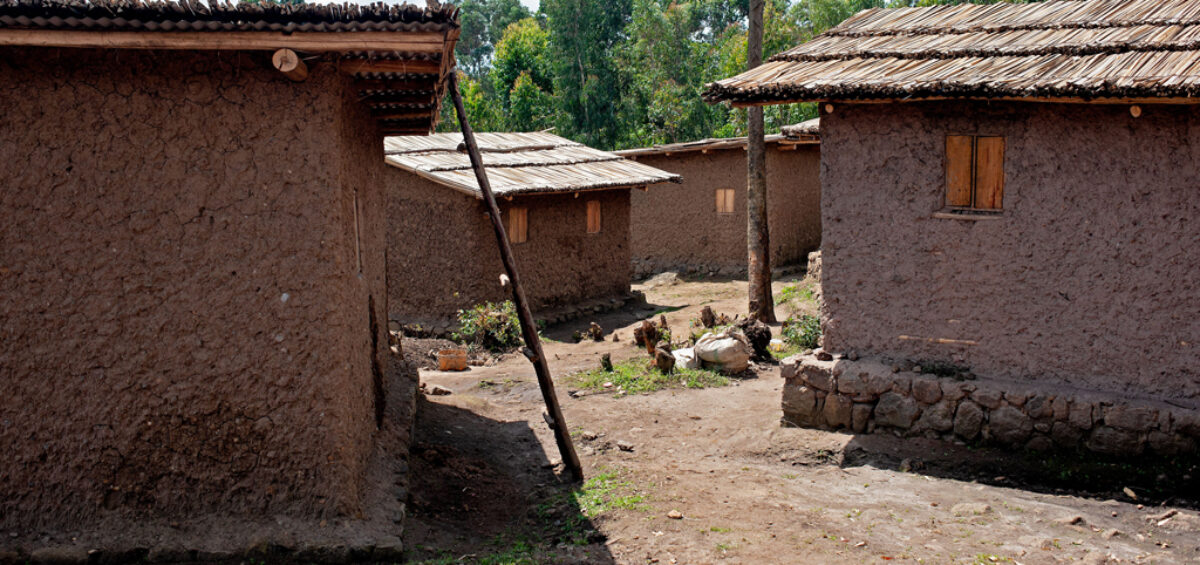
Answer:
xmin=401 ymin=337 xmax=499 ymax=370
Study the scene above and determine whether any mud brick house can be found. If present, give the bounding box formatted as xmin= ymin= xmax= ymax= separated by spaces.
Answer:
xmin=383 ymin=132 xmax=679 ymax=330
xmin=0 ymin=0 xmax=458 ymax=558
xmin=706 ymin=0 xmax=1200 ymax=456
xmin=616 ymin=120 xmax=821 ymax=278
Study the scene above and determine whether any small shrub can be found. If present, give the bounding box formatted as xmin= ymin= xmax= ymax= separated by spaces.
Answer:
xmin=453 ymin=300 xmax=523 ymax=352
xmin=775 ymin=284 xmax=815 ymax=305
xmin=782 ymin=314 xmax=821 ymax=349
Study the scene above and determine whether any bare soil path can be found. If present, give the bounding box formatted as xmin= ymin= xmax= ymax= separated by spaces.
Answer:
xmin=403 ymin=276 xmax=1200 ymax=565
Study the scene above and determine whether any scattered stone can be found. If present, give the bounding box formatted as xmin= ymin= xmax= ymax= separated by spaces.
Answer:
xmin=1102 ymin=529 xmax=1121 ymax=540
xmin=875 ymin=393 xmax=921 ymax=429
xmin=617 ymin=440 xmax=635 ymax=452
xmin=644 ymin=271 xmax=681 ymax=288
xmin=666 ymin=510 xmax=683 ymax=520
xmin=846 ymin=351 xmax=859 ymax=361
xmin=951 ymin=503 xmax=992 ymax=517
xmin=612 ymin=333 xmax=621 ymax=343
xmin=427 ymin=385 xmax=452 ymax=396
xmin=581 ymin=431 xmax=599 ymax=441
xmin=603 ymin=382 xmax=614 ymax=389
xmin=815 ymin=349 xmax=834 ymax=362
xmin=1056 ymin=515 xmax=1085 ymax=526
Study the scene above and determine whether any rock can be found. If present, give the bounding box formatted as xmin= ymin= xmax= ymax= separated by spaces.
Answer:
xmin=851 ymin=403 xmax=872 ymax=433
xmin=912 ymin=378 xmax=942 ymax=404
xmin=1103 ymin=404 xmax=1158 ymax=431
xmin=875 ymin=393 xmax=921 ymax=430
xmin=1005 ymin=389 xmax=1028 ymax=407
xmin=1087 ymin=426 xmax=1144 ymax=455
xmin=612 ymin=333 xmax=620 ymax=343
xmin=1056 ymin=515 xmax=1085 ymax=526
xmin=1026 ymin=395 xmax=1052 ymax=419
xmin=1051 ymin=396 xmax=1070 ymax=420
xmin=971 ymin=386 xmax=1004 ymax=410
xmin=1174 ymin=409 xmax=1200 ymax=437
xmin=1148 ymin=431 xmax=1196 ymax=455
xmin=700 ymin=306 xmax=716 ymax=328
xmin=837 ymin=371 xmax=869 ymax=396
xmin=815 ymin=349 xmax=834 ymax=362
xmin=30 ymin=547 xmax=89 ymax=564
xmin=989 ymin=406 xmax=1033 ymax=445
xmin=1026 ymin=435 xmax=1054 ymax=451
xmin=644 ymin=271 xmax=681 ymax=288
xmin=823 ymin=394 xmax=853 ymax=430
xmin=951 ymin=503 xmax=992 ymax=517
xmin=1102 ymin=529 xmax=1120 ymax=539
xmin=617 ymin=440 xmax=635 ymax=452
xmin=666 ymin=510 xmax=683 ymax=520
xmin=953 ymin=400 xmax=985 ymax=440
xmin=427 ymin=385 xmax=452 ymax=396
xmin=782 ymin=385 xmax=819 ymax=427
xmin=914 ymin=400 xmax=955 ymax=433
xmin=800 ymin=361 xmax=836 ymax=392
xmin=1050 ymin=422 xmax=1085 ymax=447
xmin=1069 ymin=400 xmax=1095 ymax=430
xmin=581 ymin=431 xmax=599 ymax=441
xmin=941 ymin=381 xmax=968 ymax=402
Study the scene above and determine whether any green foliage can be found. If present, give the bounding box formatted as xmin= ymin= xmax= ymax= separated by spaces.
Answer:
xmin=452 ymin=0 xmax=533 ymax=78
xmin=493 ymin=18 xmax=553 ymax=104
xmin=543 ymin=0 xmax=632 ymax=148
xmin=774 ymin=283 xmax=815 ymax=305
xmin=575 ymin=469 xmax=647 ymax=516
xmin=569 ymin=358 xmax=728 ymax=395
xmin=782 ymin=314 xmax=821 ymax=349
xmin=453 ymin=300 xmax=523 ymax=352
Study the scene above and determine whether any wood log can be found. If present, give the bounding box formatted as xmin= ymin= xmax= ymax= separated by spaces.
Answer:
xmin=746 ymin=0 xmax=777 ymax=324
xmin=272 ymin=49 xmax=308 ymax=82
xmin=341 ymin=59 xmax=442 ymax=76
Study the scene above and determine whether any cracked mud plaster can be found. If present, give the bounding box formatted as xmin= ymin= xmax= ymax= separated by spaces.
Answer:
xmin=629 ymin=144 xmax=821 ymax=276
xmin=0 ymin=47 xmax=391 ymax=529
xmin=386 ymin=181 xmax=632 ymax=324
xmin=819 ymin=101 xmax=1200 ymax=400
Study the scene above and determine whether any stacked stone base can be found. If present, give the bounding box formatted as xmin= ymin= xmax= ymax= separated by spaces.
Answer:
xmin=782 ymin=355 xmax=1200 ymax=456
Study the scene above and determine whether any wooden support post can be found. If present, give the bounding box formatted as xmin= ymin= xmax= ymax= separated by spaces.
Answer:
xmin=272 ymin=49 xmax=308 ymax=82
xmin=447 ymin=72 xmax=584 ymax=481
xmin=746 ymin=0 xmax=776 ymax=323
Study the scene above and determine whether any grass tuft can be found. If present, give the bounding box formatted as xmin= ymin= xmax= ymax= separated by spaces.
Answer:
xmin=568 ymin=358 xmax=729 ymax=395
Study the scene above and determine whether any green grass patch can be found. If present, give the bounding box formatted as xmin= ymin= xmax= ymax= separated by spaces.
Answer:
xmin=576 ymin=469 xmax=647 ymax=516
xmin=567 ymin=358 xmax=729 ymax=395
xmin=775 ymin=284 xmax=816 ymax=305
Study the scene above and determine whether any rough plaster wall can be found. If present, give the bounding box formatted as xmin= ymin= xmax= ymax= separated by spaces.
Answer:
xmin=0 ymin=47 xmax=378 ymax=529
xmin=629 ymin=145 xmax=821 ymax=274
xmin=386 ymin=184 xmax=631 ymax=323
xmin=821 ymin=101 xmax=1200 ymax=401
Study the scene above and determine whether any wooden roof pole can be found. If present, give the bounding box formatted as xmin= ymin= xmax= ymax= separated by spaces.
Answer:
xmin=447 ymin=72 xmax=584 ymax=481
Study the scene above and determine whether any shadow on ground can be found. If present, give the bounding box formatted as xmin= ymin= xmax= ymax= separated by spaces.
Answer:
xmin=403 ymin=397 xmax=616 ymax=564
xmin=840 ymin=433 xmax=1200 ymax=510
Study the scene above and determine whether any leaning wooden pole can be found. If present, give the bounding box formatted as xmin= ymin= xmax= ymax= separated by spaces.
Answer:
xmin=447 ymin=72 xmax=584 ymax=481
xmin=746 ymin=0 xmax=776 ymax=323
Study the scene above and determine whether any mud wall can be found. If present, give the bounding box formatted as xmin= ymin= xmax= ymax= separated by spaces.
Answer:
xmin=820 ymin=101 xmax=1200 ymax=401
xmin=629 ymin=144 xmax=821 ymax=277
xmin=386 ymin=180 xmax=631 ymax=327
xmin=0 ymin=47 xmax=387 ymax=529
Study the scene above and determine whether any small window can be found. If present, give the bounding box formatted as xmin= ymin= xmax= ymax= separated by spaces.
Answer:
xmin=945 ymin=135 xmax=1005 ymax=212
xmin=508 ymin=207 xmax=528 ymax=244
xmin=586 ymin=200 xmax=601 ymax=234
xmin=715 ymin=188 xmax=736 ymax=214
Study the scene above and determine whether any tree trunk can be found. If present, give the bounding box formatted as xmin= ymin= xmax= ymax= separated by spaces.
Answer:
xmin=746 ymin=0 xmax=776 ymax=323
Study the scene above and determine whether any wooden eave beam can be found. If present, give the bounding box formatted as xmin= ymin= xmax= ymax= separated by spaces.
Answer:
xmin=353 ymin=78 xmax=437 ymax=93
xmin=730 ymin=95 xmax=1200 ymax=108
xmin=0 ymin=29 xmax=448 ymax=52
xmin=372 ymin=110 xmax=436 ymax=121
xmin=364 ymin=95 xmax=437 ymax=107
xmin=340 ymin=58 xmax=442 ymax=75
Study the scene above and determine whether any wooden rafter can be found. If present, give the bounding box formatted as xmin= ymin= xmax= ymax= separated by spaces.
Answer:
xmin=0 ymin=29 xmax=447 ymax=52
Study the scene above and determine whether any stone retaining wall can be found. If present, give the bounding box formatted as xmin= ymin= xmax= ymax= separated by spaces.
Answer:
xmin=782 ymin=355 xmax=1200 ymax=456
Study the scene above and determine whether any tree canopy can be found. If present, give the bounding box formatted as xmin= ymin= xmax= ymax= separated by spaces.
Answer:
xmin=437 ymin=0 xmax=1042 ymax=150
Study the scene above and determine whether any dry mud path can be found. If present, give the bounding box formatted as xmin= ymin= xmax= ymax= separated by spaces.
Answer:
xmin=405 ymin=277 xmax=1200 ymax=564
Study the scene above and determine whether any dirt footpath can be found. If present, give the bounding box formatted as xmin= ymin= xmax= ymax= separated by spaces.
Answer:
xmin=404 ymin=276 xmax=1200 ymax=564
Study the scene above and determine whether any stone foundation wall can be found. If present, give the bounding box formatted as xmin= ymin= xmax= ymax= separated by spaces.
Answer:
xmin=782 ymin=356 xmax=1200 ymax=456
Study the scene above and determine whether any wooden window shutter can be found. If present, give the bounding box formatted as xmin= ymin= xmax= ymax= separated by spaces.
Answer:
xmin=508 ymin=207 xmax=528 ymax=244
xmin=716 ymin=189 xmax=735 ymax=214
xmin=945 ymin=135 xmax=974 ymax=208
xmin=974 ymin=136 xmax=1005 ymax=210
xmin=586 ymin=200 xmax=601 ymax=233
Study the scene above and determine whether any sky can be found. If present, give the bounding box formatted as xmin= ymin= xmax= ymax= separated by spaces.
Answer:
xmin=518 ymin=0 xmax=539 ymax=10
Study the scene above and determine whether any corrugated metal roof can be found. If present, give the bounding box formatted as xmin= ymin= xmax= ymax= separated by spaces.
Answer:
xmin=705 ymin=0 xmax=1200 ymax=104
xmin=385 ymin=132 xmax=681 ymax=197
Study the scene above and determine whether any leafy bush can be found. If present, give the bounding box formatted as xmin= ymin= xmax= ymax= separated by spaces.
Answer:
xmin=782 ymin=314 xmax=822 ymax=349
xmin=453 ymin=301 xmax=523 ymax=352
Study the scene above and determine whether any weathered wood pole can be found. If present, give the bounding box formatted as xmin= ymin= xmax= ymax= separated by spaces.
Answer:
xmin=447 ymin=72 xmax=584 ymax=481
xmin=746 ymin=0 xmax=776 ymax=323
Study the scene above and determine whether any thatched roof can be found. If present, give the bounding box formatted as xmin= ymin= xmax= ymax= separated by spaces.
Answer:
xmin=781 ymin=117 xmax=820 ymax=139
xmin=384 ymin=132 xmax=682 ymax=197
xmin=614 ymin=129 xmax=821 ymax=158
xmin=705 ymin=0 xmax=1200 ymax=105
xmin=0 ymin=0 xmax=460 ymax=134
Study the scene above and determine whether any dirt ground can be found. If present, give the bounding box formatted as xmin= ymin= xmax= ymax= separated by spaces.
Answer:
xmin=403 ymin=275 xmax=1200 ymax=565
